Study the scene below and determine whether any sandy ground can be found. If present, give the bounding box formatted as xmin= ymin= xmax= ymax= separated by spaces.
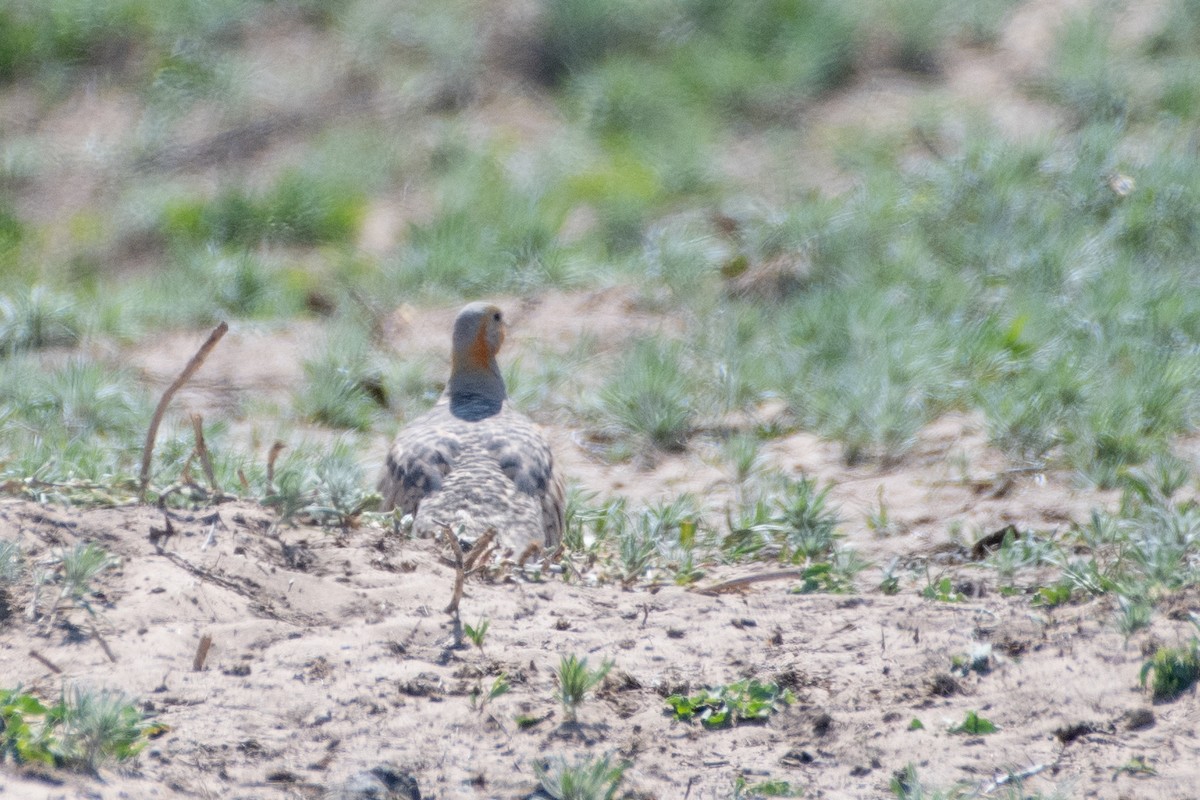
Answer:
xmin=0 ymin=470 xmax=1196 ymax=800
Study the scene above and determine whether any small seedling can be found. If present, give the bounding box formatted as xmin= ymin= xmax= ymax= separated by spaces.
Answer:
xmin=1031 ymin=582 xmax=1073 ymax=608
xmin=470 ymin=674 xmax=509 ymax=712
xmin=554 ymin=654 xmax=613 ymax=722
xmin=534 ymin=754 xmax=627 ymax=800
xmin=879 ymin=557 xmax=901 ymax=595
xmin=950 ymin=644 xmax=993 ymax=677
xmin=1140 ymin=641 xmax=1200 ymax=702
xmin=920 ymin=575 xmax=965 ymax=603
xmin=866 ymin=486 xmax=900 ymax=537
xmin=907 ymin=717 xmax=924 ymax=730
xmin=33 ymin=543 xmax=119 ymax=624
xmin=464 ymin=618 xmax=490 ymax=652
xmin=948 ymin=710 xmax=997 ymax=735
xmin=665 ymin=679 xmax=795 ymax=728
xmin=788 ymin=555 xmax=863 ymax=595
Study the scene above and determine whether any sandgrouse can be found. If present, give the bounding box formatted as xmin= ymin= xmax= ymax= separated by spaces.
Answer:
xmin=378 ymin=302 xmax=564 ymax=554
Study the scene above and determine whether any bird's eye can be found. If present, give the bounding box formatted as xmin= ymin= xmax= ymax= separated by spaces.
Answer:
xmin=493 ymin=312 xmax=502 ymax=322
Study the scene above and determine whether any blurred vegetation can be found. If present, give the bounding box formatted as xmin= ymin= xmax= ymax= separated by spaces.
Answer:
xmin=2 ymin=0 xmax=1200 ymax=503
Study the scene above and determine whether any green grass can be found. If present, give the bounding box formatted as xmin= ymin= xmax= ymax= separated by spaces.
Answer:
xmin=0 ymin=685 xmax=155 ymax=773
xmin=0 ymin=286 xmax=84 ymax=354
xmin=596 ymin=337 xmax=696 ymax=454
xmin=533 ymin=753 xmax=627 ymax=800
xmin=553 ymin=654 xmax=613 ymax=723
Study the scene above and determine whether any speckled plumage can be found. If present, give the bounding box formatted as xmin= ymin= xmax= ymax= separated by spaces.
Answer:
xmin=378 ymin=303 xmax=564 ymax=553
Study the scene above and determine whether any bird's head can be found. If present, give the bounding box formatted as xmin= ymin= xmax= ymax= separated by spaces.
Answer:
xmin=447 ymin=302 xmax=508 ymax=418
xmin=451 ymin=302 xmax=506 ymax=372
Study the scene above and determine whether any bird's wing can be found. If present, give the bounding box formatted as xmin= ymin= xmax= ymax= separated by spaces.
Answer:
xmin=377 ymin=404 xmax=462 ymax=516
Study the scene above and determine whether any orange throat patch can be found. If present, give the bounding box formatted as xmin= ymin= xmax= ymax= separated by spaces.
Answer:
xmin=467 ymin=322 xmax=495 ymax=369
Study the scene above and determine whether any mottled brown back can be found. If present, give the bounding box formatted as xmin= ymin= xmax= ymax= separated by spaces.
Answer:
xmin=378 ymin=397 xmax=564 ymax=553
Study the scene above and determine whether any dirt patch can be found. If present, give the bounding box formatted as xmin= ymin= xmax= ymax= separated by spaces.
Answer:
xmin=0 ymin=492 xmax=1192 ymax=799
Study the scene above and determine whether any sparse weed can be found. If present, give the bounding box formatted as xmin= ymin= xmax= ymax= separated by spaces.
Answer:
xmin=553 ymin=653 xmax=613 ymax=723
xmin=533 ymin=753 xmax=626 ymax=800
xmin=56 ymin=685 xmax=152 ymax=772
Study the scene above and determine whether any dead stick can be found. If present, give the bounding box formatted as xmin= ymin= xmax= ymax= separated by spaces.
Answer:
xmin=193 ymin=633 xmax=213 ymax=671
xmin=266 ymin=441 xmax=286 ymax=492
xmin=139 ymin=321 xmax=229 ymax=500
xmin=28 ymin=649 xmax=62 ymax=674
xmin=695 ymin=570 xmax=807 ymax=596
xmin=88 ymin=619 xmax=118 ymax=663
xmin=441 ymin=527 xmax=465 ymax=616
xmin=462 ymin=529 xmax=498 ymax=573
xmin=191 ymin=414 xmax=219 ymax=494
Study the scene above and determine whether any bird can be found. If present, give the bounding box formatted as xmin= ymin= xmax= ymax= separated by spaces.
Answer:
xmin=377 ymin=302 xmax=564 ymax=555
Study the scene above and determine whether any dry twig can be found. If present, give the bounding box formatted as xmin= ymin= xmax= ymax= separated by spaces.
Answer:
xmin=193 ymin=633 xmax=213 ymax=671
xmin=191 ymin=414 xmax=219 ymax=494
xmin=139 ymin=322 xmax=229 ymax=500
xmin=28 ymin=649 xmax=62 ymax=674
xmin=441 ymin=526 xmax=465 ymax=616
xmin=694 ymin=570 xmax=807 ymax=596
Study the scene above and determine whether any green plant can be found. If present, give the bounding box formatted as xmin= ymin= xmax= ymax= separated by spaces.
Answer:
xmin=533 ymin=753 xmax=627 ymax=800
xmin=161 ymin=169 xmax=364 ymax=248
xmin=470 ymin=674 xmax=509 ymax=713
xmin=948 ymin=710 xmax=997 ymax=735
xmin=553 ymin=654 xmax=613 ymax=722
xmin=597 ymin=337 xmax=695 ymax=452
xmin=1140 ymin=639 xmax=1200 ymax=702
xmin=1115 ymin=595 xmax=1152 ymax=637
xmin=0 ymin=285 xmax=82 ymax=353
xmin=0 ymin=685 xmax=153 ymax=772
xmin=788 ymin=551 xmax=866 ymax=595
xmin=464 ymin=618 xmax=489 ymax=652
xmin=920 ymin=574 xmax=964 ymax=603
xmin=56 ymin=685 xmax=152 ymax=772
xmin=0 ymin=540 xmax=21 ymax=585
xmin=34 ymin=542 xmax=119 ymax=623
xmin=0 ymin=687 xmax=55 ymax=766
xmin=665 ymin=679 xmax=795 ymax=729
